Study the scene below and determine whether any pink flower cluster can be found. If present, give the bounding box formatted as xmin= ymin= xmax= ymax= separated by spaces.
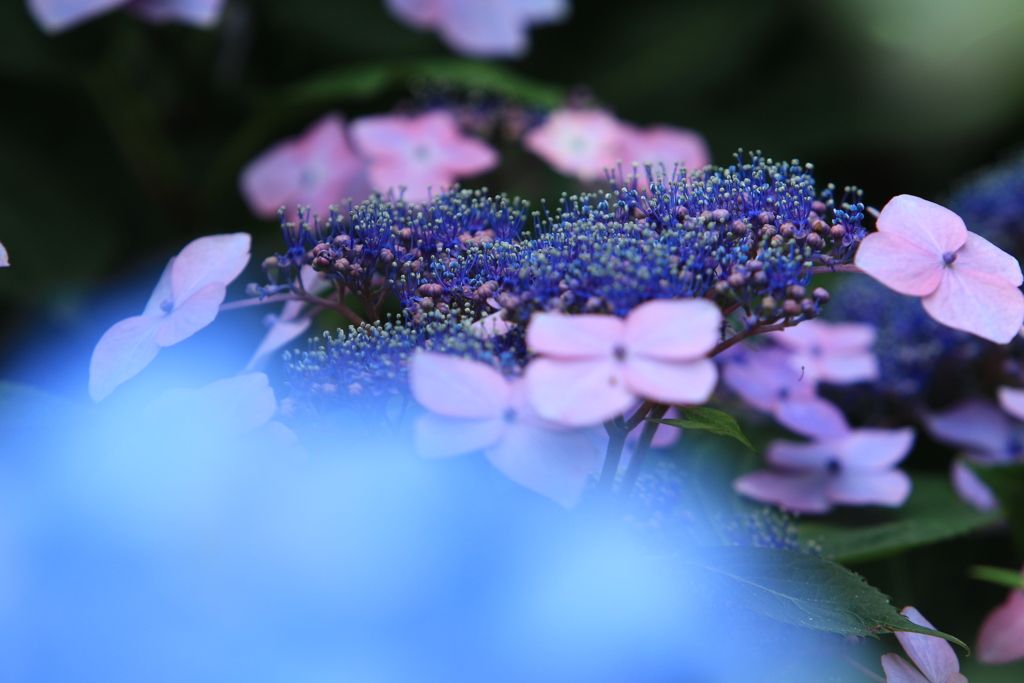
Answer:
xmin=27 ymin=0 xmax=225 ymax=34
xmin=523 ymin=108 xmax=710 ymax=182
xmin=409 ymin=299 xmax=723 ymax=506
xmin=240 ymin=111 xmax=499 ymax=219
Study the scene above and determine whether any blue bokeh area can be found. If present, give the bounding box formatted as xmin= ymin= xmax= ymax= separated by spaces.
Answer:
xmin=0 ymin=346 xmax=849 ymax=682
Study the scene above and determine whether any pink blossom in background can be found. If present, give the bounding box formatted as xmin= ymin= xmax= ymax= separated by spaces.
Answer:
xmin=733 ymin=426 xmax=914 ymax=514
xmin=881 ymin=607 xmax=967 ymax=683
xmin=350 ymin=110 xmax=499 ymax=204
xmin=89 ymin=233 xmax=251 ymax=401
xmin=26 ymin=0 xmax=224 ymax=33
xmin=385 ymin=0 xmax=570 ymax=58
xmin=616 ymin=123 xmax=710 ymax=179
xmin=719 ymin=346 xmax=851 ymax=440
xmin=0 ymin=240 xmax=8 ymax=267
xmin=767 ymin=319 xmax=880 ymax=385
xmin=524 ymin=299 xmax=722 ymax=427
xmin=240 ymin=113 xmax=369 ymax=221
xmin=976 ymin=566 xmax=1024 ymax=664
xmin=522 ymin=109 xmax=624 ymax=182
xmin=409 ymin=352 xmax=601 ymax=508
xmin=855 ymin=194 xmax=1024 ymax=344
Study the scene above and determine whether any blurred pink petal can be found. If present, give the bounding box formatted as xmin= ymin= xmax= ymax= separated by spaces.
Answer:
xmin=769 ymin=319 xmax=879 ymax=385
xmin=951 ymin=458 xmax=999 ymax=511
xmin=616 ymin=123 xmax=710 ymax=175
xmin=525 ymin=357 xmax=634 ymax=427
xmin=88 ymin=315 xmax=163 ymax=402
xmin=624 ymin=298 xmax=720 ymax=359
xmin=733 ymin=470 xmax=832 ymax=514
xmin=774 ymin=396 xmax=851 ymax=440
xmin=765 ymin=439 xmax=837 ymax=469
xmin=977 ymin=576 xmax=1024 ymax=664
xmin=350 ymin=110 xmax=498 ymax=203
xmin=721 ymin=347 xmax=816 ymax=413
xmin=856 ymin=195 xmax=1024 ymax=343
xmin=415 ymin=412 xmax=507 ymax=458
xmin=486 ymin=424 xmax=601 ymax=508
xmin=895 ymin=607 xmax=963 ymax=683
xmin=145 ymin=372 xmax=278 ymax=435
xmin=127 ymin=0 xmax=224 ymax=26
xmin=26 ymin=0 xmax=127 ymax=33
xmin=624 ymin=356 xmax=717 ymax=406
xmin=998 ymin=385 xmax=1024 ymax=422
xmin=409 ymin=351 xmax=510 ymax=419
xmin=523 ymin=109 xmax=623 ymax=181
xmin=470 ymin=310 xmax=517 ymax=338
xmin=0 ymin=240 xmax=8 ymax=266
xmin=240 ymin=113 xmax=369 ymax=220
xmin=828 ymin=470 xmax=911 ymax=507
xmin=925 ymin=398 xmax=1018 ymax=461
xmin=88 ymin=233 xmax=251 ymax=401
xmin=527 ymin=311 xmax=624 ymax=357
xmin=385 ymin=0 xmax=569 ymax=58
xmin=840 ymin=428 xmax=917 ymax=470
xmin=880 ymin=654 xmax=930 ymax=683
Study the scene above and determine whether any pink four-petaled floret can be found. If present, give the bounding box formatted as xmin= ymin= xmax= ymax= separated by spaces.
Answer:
xmin=881 ymin=607 xmax=967 ymax=683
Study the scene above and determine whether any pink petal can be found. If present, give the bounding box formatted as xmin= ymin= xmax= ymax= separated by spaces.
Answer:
xmin=855 ymin=231 xmax=945 ymax=297
xmin=88 ymin=314 xmax=163 ymax=402
xmin=764 ymin=439 xmax=838 ymax=469
xmin=470 ymin=310 xmax=516 ymax=338
xmin=384 ymin=0 xmax=439 ymax=28
xmin=170 ymin=233 xmax=251 ymax=304
xmin=977 ymin=585 xmax=1024 ymax=664
xmin=814 ymin=351 xmax=880 ymax=385
xmin=950 ymin=458 xmax=999 ymax=511
xmin=414 ymin=413 xmax=506 ymax=458
xmin=615 ymin=123 xmax=711 ymax=173
xmin=896 ymin=607 xmax=962 ymax=683
xmin=925 ymin=398 xmax=1014 ymax=459
xmin=26 ymin=0 xmax=126 ymax=34
xmin=876 ymin=195 xmax=967 ymax=256
xmin=145 ymin=373 xmax=278 ymax=434
xmin=774 ymin=396 xmax=851 ymax=440
xmin=828 ymin=470 xmax=912 ymax=507
xmin=408 ymin=352 xmax=510 ymax=419
xmin=526 ymin=311 xmax=624 ymax=358
xmin=522 ymin=109 xmax=624 ymax=181
xmin=922 ymin=261 xmax=1024 ymax=344
xmin=432 ymin=0 xmax=564 ymax=58
xmin=0 ymin=240 xmax=8 ymax=267
xmin=524 ymin=357 xmax=634 ymax=427
xmin=485 ymin=423 xmax=601 ymax=508
xmin=732 ymin=469 xmax=832 ymax=514
xmin=156 ymin=281 xmax=227 ymax=347
xmin=998 ymin=385 xmax=1024 ymax=422
xmin=624 ymin=357 xmax=718 ymax=406
xmin=624 ymin=298 xmax=722 ymax=360
xmin=127 ymin=0 xmax=224 ymax=26
xmin=957 ymin=231 xmax=1024 ymax=286
xmin=839 ymin=428 xmax=916 ymax=471
xmin=141 ymin=256 xmax=176 ymax=317
xmin=720 ymin=348 xmax=813 ymax=413
xmin=880 ymin=654 xmax=930 ymax=683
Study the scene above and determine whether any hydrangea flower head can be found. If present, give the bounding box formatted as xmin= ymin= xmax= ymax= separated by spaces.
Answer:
xmin=881 ymin=607 xmax=967 ymax=683
xmin=240 ymin=113 xmax=368 ymax=221
xmin=733 ymin=426 xmax=915 ymax=514
xmin=89 ymin=233 xmax=251 ymax=401
xmin=855 ymin=194 xmax=1024 ymax=344
xmin=350 ymin=110 xmax=499 ymax=203
xmin=524 ymin=299 xmax=722 ymax=427
xmin=27 ymin=0 xmax=224 ymax=33
xmin=767 ymin=319 xmax=879 ymax=385
xmin=522 ymin=109 xmax=623 ymax=181
xmin=976 ymin=565 xmax=1024 ymax=664
xmin=409 ymin=351 xmax=600 ymax=507
xmin=385 ymin=0 xmax=569 ymax=58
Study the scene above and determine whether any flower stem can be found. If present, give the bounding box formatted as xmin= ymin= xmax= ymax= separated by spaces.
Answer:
xmin=619 ymin=403 xmax=669 ymax=499
xmin=599 ymin=423 xmax=628 ymax=493
xmin=807 ymin=263 xmax=862 ymax=275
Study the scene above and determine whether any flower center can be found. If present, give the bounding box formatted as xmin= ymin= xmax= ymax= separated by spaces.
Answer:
xmin=613 ymin=345 xmax=627 ymax=361
xmin=502 ymin=407 xmax=517 ymax=423
xmin=160 ymin=298 xmax=174 ymax=314
xmin=826 ymin=459 xmax=841 ymax=474
xmin=942 ymin=251 xmax=957 ymax=266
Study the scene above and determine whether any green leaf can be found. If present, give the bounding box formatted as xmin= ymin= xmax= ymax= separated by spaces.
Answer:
xmin=970 ymin=463 xmax=1024 ymax=556
xmin=970 ymin=565 xmax=1024 ymax=591
xmin=682 ymin=546 xmax=967 ymax=649
xmin=799 ymin=474 xmax=1001 ymax=564
xmin=651 ymin=406 xmax=756 ymax=453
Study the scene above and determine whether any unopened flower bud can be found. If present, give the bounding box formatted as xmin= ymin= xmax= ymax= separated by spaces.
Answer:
xmin=418 ymin=283 xmax=444 ymax=298
xmin=811 ymin=200 xmax=828 ymax=215
xmin=729 ymin=220 xmax=749 ymax=236
xmin=800 ymin=298 xmax=817 ymax=316
xmin=782 ymin=299 xmax=801 ymax=316
xmin=811 ymin=220 xmax=828 ymax=235
xmin=760 ymin=296 xmax=777 ymax=312
xmin=757 ymin=211 xmax=775 ymax=225
xmin=830 ymin=224 xmax=846 ymax=240
xmin=779 ymin=223 xmax=796 ymax=239
xmin=746 ymin=260 xmax=763 ymax=272
xmin=727 ymin=273 xmax=747 ymax=288
xmin=715 ymin=280 xmax=732 ymax=295
xmin=787 ymin=284 xmax=806 ymax=299
xmin=379 ymin=248 xmax=395 ymax=264
xmin=312 ymin=255 xmax=332 ymax=271
xmin=812 ymin=287 xmax=830 ymax=302
xmin=770 ymin=234 xmax=785 ymax=248
xmin=332 ymin=235 xmax=351 ymax=250
xmin=710 ymin=209 xmax=731 ymax=224
xmin=262 ymin=256 xmax=280 ymax=284
xmin=752 ymin=271 xmax=768 ymax=286
xmin=806 ymin=233 xmax=825 ymax=249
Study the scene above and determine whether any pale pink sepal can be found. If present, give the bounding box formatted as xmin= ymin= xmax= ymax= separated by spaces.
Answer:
xmin=921 ymin=255 xmax=1024 ymax=344
xmin=525 ymin=357 xmax=635 ymax=427
xmin=408 ymin=351 xmax=510 ymax=419
xmin=625 ymin=356 xmax=718 ymax=406
xmin=26 ymin=0 xmax=127 ymax=34
xmin=415 ymin=412 xmax=506 ymax=459
xmin=155 ymin=281 xmax=227 ymax=347
xmin=170 ymin=232 xmax=251 ymax=303
xmin=895 ymin=607 xmax=962 ymax=683
xmin=0 ymin=240 xmax=8 ymax=267
xmin=774 ymin=396 xmax=851 ymax=440
xmin=828 ymin=470 xmax=911 ymax=508
xmin=855 ymin=231 xmax=945 ymax=297
xmin=88 ymin=315 xmax=163 ymax=402
xmin=144 ymin=372 xmax=278 ymax=435
xmin=998 ymin=385 xmax=1024 ymax=422
xmin=526 ymin=312 xmax=624 ymax=357
xmin=769 ymin=319 xmax=880 ymax=385
xmin=616 ymin=123 xmax=711 ymax=176
xmin=522 ymin=109 xmax=623 ymax=182
xmin=623 ymin=298 xmax=720 ymax=359
xmin=733 ymin=470 xmax=832 ymax=514
xmin=127 ymin=0 xmax=225 ymax=26
xmin=950 ymin=458 xmax=999 ymax=511
xmin=977 ymin=579 xmax=1024 ymax=664
xmin=877 ymin=195 xmax=967 ymax=256
xmin=880 ymin=654 xmax=930 ymax=683
xmin=485 ymin=425 xmax=600 ymax=509
xmin=925 ymin=398 xmax=1017 ymax=460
